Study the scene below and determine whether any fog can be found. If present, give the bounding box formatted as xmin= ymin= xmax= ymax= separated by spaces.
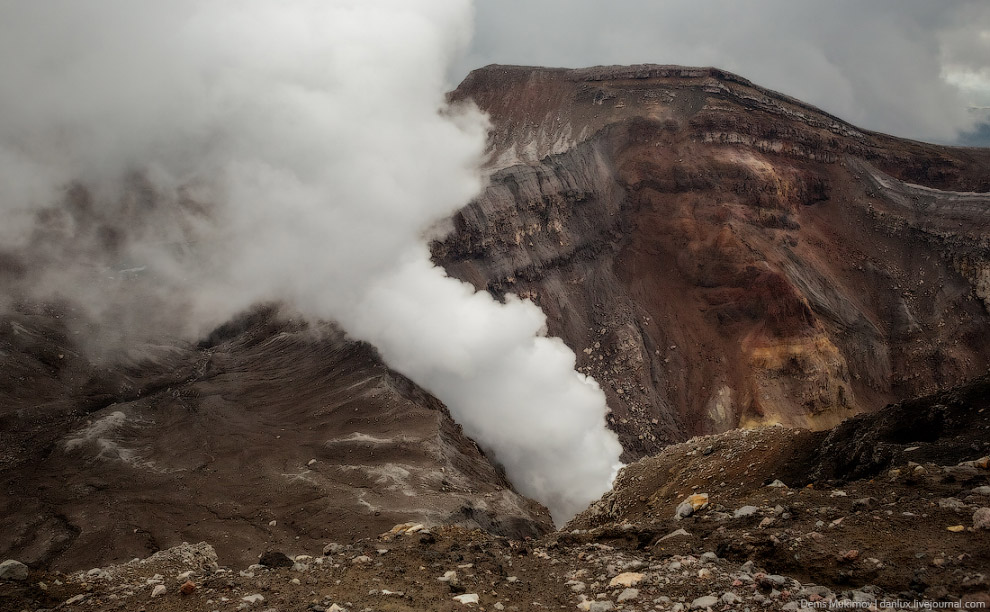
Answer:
xmin=0 ymin=0 xmax=621 ymax=522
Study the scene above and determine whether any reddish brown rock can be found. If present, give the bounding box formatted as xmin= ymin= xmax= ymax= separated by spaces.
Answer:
xmin=441 ymin=64 xmax=990 ymax=459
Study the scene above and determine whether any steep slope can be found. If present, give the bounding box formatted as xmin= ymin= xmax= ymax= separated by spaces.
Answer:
xmin=0 ymin=306 xmax=551 ymax=571
xmin=438 ymin=64 xmax=990 ymax=460
xmin=4 ymin=380 xmax=989 ymax=611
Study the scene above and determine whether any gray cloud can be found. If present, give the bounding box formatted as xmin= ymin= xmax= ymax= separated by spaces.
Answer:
xmin=462 ymin=0 xmax=990 ymax=144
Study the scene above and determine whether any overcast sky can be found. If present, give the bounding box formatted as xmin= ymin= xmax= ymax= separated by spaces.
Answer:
xmin=460 ymin=0 xmax=990 ymax=145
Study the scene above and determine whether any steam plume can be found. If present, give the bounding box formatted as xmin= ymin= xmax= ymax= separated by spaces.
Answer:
xmin=0 ymin=1 xmax=621 ymax=522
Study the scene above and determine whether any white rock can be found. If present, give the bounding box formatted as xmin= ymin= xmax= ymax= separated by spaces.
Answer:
xmin=453 ymin=593 xmax=479 ymax=605
xmin=438 ymin=570 xmax=458 ymax=584
xmin=767 ymin=480 xmax=788 ymax=488
xmin=608 ymin=572 xmax=644 ymax=587
xmin=242 ymin=594 xmax=265 ymax=604
xmin=151 ymin=584 xmax=167 ymax=598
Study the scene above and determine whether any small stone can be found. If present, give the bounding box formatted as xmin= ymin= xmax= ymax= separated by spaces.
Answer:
xmin=947 ymin=525 xmax=966 ymax=532
xmin=733 ymin=505 xmax=759 ymax=518
xmin=179 ymin=580 xmax=196 ymax=595
xmin=659 ymin=528 xmax=692 ymax=542
xmin=608 ymin=572 xmax=644 ymax=588
xmin=308 ymin=459 xmax=317 ymax=466
xmin=151 ymin=584 xmax=167 ymax=598
xmin=974 ymin=507 xmax=990 ymax=530
xmin=675 ymin=493 xmax=709 ymax=519
xmin=268 ymin=520 xmax=277 ymax=527
xmin=0 ymin=560 xmax=29 ymax=581
xmin=939 ymin=498 xmax=966 ymax=511
xmin=767 ymin=480 xmax=787 ymax=488
xmin=721 ymin=592 xmax=740 ymax=604
xmin=617 ymin=588 xmax=639 ymax=602
xmin=839 ymin=550 xmax=859 ymax=563
xmin=852 ymin=498 xmax=875 ymax=510
xmin=453 ymin=593 xmax=479 ymax=605
xmin=972 ymin=486 xmax=990 ymax=496
xmin=690 ymin=594 xmax=719 ymax=609
xmin=759 ymin=517 xmax=775 ymax=529
xmin=351 ymin=555 xmax=372 ymax=564
xmin=242 ymin=594 xmax=265 ymax=604
xmin=323 ymin=542 xmax=345 ymax=555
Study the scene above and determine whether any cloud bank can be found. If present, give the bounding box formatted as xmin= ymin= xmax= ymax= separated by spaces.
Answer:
xmin=0 ymin=0 xmax=621 ymax=522
xmin=463 ymin=0 xmax=990 ymax=144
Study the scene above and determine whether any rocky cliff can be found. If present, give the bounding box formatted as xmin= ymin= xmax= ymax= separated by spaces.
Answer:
xmin=437 ymin=64 xmax=990 ymax=460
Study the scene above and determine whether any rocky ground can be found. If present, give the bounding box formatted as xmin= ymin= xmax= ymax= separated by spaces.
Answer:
xmin=4 ymin=379 xmax=989 ymax=611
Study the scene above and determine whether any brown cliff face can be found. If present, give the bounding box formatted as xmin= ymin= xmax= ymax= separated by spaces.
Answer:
xmin=438 ymin=64 xmax=990 ymax=460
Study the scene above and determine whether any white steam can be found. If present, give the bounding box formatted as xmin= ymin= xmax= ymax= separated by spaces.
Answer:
xmin=0 ymin=1 xmax=621 ymax=522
